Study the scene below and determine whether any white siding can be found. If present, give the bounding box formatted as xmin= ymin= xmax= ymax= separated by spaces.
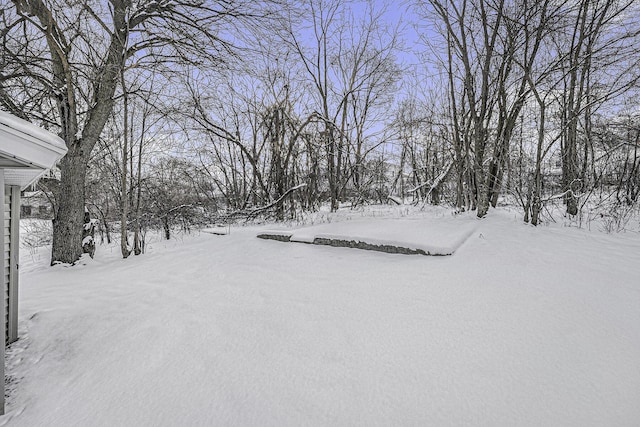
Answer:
xmin=4 ymin=188 xmax=10 ymax=344
xmin=0 ymin=176 xmax=5 ymax=414
xmin=5 ymin=186 xmax=18 ymax=345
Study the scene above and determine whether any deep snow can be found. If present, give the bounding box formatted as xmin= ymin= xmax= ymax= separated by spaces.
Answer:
xmin=3 ymin=208 xmax=640 ymax=426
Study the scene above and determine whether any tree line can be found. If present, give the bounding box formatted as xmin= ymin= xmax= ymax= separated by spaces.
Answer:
xmin=1 ymin=0 xmax=639 ymax=264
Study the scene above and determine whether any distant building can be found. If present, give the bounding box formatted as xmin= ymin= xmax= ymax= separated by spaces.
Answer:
xmin=20 ymin=190 xmax=53 ymax=218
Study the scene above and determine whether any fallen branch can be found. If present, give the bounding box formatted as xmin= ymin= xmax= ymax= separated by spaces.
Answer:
xmin=247 ymin=183 xmax=308 ymax=217
xmin=541 ymin=189 xmax=585 ymax=203
xmin=410 ymin=162 xmax=453 ymax=194
xmin=418 ymin=162 xmax=454 ymax=207
xmin=158 ymin=204 xmax=194 ymax=218
xmin=224 ymin=183 xmax=308 ymax=220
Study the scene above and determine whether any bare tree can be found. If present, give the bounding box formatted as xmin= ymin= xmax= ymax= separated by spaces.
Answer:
xmin=282 ymin=0 xmax=401 ymax=211
xmin=423 ymin=0 xmax=511 ymax=217
xmin=1 ymin=0 xmax=271 ymax=264
xmin=552 ymin=0 xmax=640 ymax=216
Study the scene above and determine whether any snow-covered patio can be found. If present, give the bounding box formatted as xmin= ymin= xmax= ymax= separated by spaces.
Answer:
xmin=258 ymin=214 xmax=478 ymax=255
xmin=3 ymin=210 xmax=640 ymax=426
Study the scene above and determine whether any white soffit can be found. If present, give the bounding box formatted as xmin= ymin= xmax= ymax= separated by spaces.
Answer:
xmin=3 ymin=169 xmax=42 ymax=187
xmin=0 ymin=110 xmax=67 ymax=188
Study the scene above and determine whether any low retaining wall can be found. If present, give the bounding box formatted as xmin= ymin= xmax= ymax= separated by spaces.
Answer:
xmin=257 ymin=233 xmax=450 ymax=256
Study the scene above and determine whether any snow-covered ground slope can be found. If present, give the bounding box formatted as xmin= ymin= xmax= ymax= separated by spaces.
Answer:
xmin=3 ymin=209 xmax=640 ymax=426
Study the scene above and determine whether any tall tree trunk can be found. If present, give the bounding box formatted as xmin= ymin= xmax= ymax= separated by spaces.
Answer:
xmin=475 ymin=127 xmax=490 ymax=217
xmin=327 ymin=126 xmax=338 ymax=211
xmin=163 ymin=217 xmax=171 ymax=240
xmin=133 ymin=132 xmax=144 ymax=255
xmin=120 ymin=143 xmax=131 ymax=258
xmin=51 ymin=149 xmax=89 ymax=265
xmin=120 ymin=69 xmax=131 ymax=259
xmin=531 ymin=102 xmax=546 ymax=226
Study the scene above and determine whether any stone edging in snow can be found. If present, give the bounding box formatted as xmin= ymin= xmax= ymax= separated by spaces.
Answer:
xmin=256 ymin=232 xmax=451 ymax=256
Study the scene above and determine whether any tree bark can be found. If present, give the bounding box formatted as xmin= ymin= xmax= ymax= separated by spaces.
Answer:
xmin=133 ymin=127 xmax=144 ymax=255
xmin=120 ymin=68 xmax=131 ymax=259
xmin=51 ymin=148 xmax=89 ymax=264
xmin=163 ymin=218 xmax=171 ymax=240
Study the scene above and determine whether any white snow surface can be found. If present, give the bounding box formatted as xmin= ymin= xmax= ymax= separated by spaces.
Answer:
xmin=4 ymin=209 xmax=640 ymax=426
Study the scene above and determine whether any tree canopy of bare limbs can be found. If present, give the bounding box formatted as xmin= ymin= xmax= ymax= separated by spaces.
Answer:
xmin=179 ymin=0 xmax=401 ymax=218
xmin=1 ymin=0 xmax=276 ymax=264
xmin=415 ymin=0 xmax=640 ymax=219
xmin=280 ymin=0 xmax=402 ymax=211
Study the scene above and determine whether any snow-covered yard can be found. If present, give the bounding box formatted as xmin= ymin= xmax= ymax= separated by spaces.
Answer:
xmin=3 ymin=209 xmax=640 ymax=426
